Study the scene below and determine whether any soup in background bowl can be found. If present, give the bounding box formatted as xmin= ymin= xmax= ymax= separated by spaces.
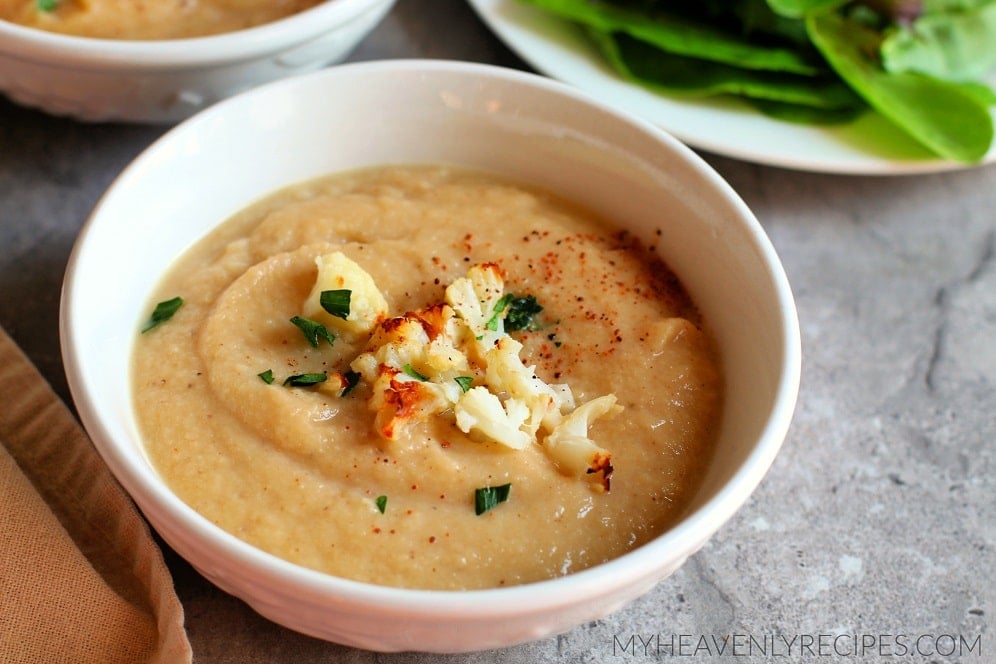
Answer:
xmin=0 ymin=0 xmax=394 ymax=122
xmin=1 ymin=0 xmax=324 ymax=40
xmin=61 ymin=60 xmax=800 ymax=653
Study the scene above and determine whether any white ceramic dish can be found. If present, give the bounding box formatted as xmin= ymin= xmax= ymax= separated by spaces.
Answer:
xmin=467 ymin=0 xmax=996 ymax=175
xmin=0 ymin=0 xmax=394 ymax=123
xmin=61 ymin=60 xmax=801 ymax=652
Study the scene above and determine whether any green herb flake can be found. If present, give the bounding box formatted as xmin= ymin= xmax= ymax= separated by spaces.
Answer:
xmin=454 ymin=376 xmax=474 ymax=393
xmin=290 ymin=315 xmax=335 ymax=348
xmin=504 ymin=294 xmax=544 ymax=331
xmin=141 ymin=296 xmax=184 ymax=333
xmin=375 ymin=495 xmax=388 ymax=514
xmin=474 ymin=483 xmax=512 ymax=515
xmin=484 ymin=293 xmax=544 ymax=332
xmin=257 ymin=369 xmax=275 ymax=384
xmin=485 ymin=294 xmax=513 ymax=331
xmin=340 ymin=370 xmax=361 ymax=396
xmin=282 ymin=372 xmax=328 ymax=387
xmin=402 ymin=363 xmax=429 ymax=381
xmin=36 ymin=0 xmax=58 ymax=12
xmin=320 ymin=289 xmax=351 ymax=321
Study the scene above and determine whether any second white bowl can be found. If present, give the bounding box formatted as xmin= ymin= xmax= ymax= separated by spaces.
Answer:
xmin=0 ymin=0 xmax=395 ymax=123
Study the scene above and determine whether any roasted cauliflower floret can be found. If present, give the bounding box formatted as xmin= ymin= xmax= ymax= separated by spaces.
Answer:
xmin=335 ymin=260 xmax=622 ymax=489
xmin=351 ymin=306 xmax=469 ymax=440
xmin=422 ymin=307 xmax=472 ymax=375
xmin=354 ymin=307 xmax=469 ymax=383
xmin=445 ymin=262 xmax=506 ymax=352
xmin=366 ymin=368 xmax=453 ymax=440
xmin=454 ymin=387 xmax=532 ymax=450
xmin=303 ymin=251 xmax=389 ymax=336
xmin=484 ymin=336 xmax=575 ymax=432
xmin=361 ymin=314 xmax=433 ymax=377
xmin=544 ymin=395 xmax=622 ymax=491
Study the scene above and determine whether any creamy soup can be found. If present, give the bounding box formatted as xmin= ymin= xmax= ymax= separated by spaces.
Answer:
xmin=132 ymin=166 xmax=721 ymax=590
xmin=2 ymin=0 xmax=323 ymax=40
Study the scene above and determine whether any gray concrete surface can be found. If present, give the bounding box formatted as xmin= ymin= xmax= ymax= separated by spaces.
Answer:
xmin=1 ymin=2 xmax=992 ymax=662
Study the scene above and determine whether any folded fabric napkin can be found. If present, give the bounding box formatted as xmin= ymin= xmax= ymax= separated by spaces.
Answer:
xmin=0 ymin=326 xmax=191 ymax=663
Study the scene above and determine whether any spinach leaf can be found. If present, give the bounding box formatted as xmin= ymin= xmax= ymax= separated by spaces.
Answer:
xmin=807 ymin=9 xmax=994 ymax=161
xmin=747 ymin=97 xmax=867 ymax=123
xmin=521 ymin=0 xmax=826 ymax=74
xmin=737 ymin=0 xmax=814 ymax=45
xmin=766 ymin=0 xmax=848 ymax=18
xmin=521 ymin=0 xmax=994 ymax=160
xmin=590 ymin=28 xmax=864 ymax=112
xmin=924 ymin=0 xmax=994 ymax=12
xmin=956 ymin=80 xmax=996 ymax=105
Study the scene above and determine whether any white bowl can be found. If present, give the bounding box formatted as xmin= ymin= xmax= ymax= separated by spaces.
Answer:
xmin=61 ymin=60 xmax=801 ymax=652
xmin=0 ymin=0 xmax=394 ymax=123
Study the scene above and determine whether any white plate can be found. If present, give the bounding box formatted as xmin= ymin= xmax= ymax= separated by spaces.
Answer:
xmin=468 ymin=0 xmax=996 ymax=175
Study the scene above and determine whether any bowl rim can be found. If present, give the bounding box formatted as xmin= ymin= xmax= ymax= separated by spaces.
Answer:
xmin=0 ymin=0 xmax=390 ymax=67
xmin=61 ymin=59 xmax=801 ymax=614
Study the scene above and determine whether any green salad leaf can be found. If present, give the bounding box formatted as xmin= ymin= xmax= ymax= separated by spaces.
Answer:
xmin=523 ymin=0 xmax=826 ymax=74
xmin=766 ymin=0 xmax=848 ymax=18
xmin=519 ymin=0 xmax=996 ymax=161
xmin=881 ymin=2 xmax=996 ymax=81
xmin=957 ymin=80 xmax=996 ymax=105
xmin=589 ymin=28 xmax=864 ymax=116
xmin=807 ymin=9 xmax=994 ymax=162
xmin=924 ymin=0 xmax=995 ymax=13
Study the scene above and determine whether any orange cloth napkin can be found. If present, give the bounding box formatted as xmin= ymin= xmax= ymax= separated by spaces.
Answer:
xmin=0 ymin=326 xmax=192 ymax=663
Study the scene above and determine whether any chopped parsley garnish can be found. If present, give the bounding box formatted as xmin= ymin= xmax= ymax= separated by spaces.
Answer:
xmin=485 ymin=293 xmax=543 ymax=332
xmin=320 ymin=289 xmax=351 ymax=320
xmin=454 ymin=376 xmax=474 ymax=393
xmin=485 ymin=294 xmax=511 ymax=331
xmin=282 ymin=372 xmax=328 ymax=387
xmin=290 ymin=315 xmax=335 ymax=348
xmin=36 ymin=0 xmax=58 ymax=12
xmin=504 ymin=295 xmax=543 ymax=331
xmin=257 ymin=369 xmax=275 ymax=384
xmin=141 ymin=296 xmax=184 ymax=333
xmin=402 ymin=363 xmax=429 ymax=381
xmin=474 ymin=483 xmax=511 ymax=515
xmin=375 ymin=495 xmax=388 ymax=514
xmin=340 ymin=370 xmax=361 ymax=396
